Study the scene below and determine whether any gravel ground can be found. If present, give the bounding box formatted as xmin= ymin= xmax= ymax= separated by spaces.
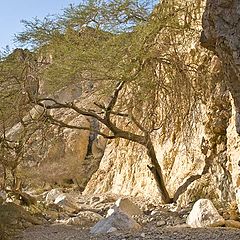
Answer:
xmin=14 ymin=224 xmax=240 ymax=240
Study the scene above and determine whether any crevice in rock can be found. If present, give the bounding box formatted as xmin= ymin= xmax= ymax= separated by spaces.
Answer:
xmin=86 ymin=118 xmax=100 ymax=157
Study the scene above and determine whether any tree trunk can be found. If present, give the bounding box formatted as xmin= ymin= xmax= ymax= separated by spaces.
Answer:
xmin=145 ymin=136 xmax=173 ymax=204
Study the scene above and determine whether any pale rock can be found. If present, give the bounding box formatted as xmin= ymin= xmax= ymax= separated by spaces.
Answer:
xmin=140 ymin=233 xmax=146 ymax=238
xmin=150 ymin=210 xmax=158 ymax=216
xmin=156 ymin=220 xmax=166 ymax=227
xmin=225 ymin=220 xmax=240 ymax=229
xmin=60 ymin=211 xmax=102 ymax=226
xmin=90 ymin=208 xmax=141 ymax=234
xmin=236 ymin=188 xmax=240 ymax=214
xmin=107 ymin=198 xmax=143 ymax=217
xmin=107 ymin=227 xmax=117 ymax=233
xmin=186 ymin=199 xmax=225 ymax=227
xmin=76 ymin=211 xmax=103 ymax=225
xmin=54 ymin=193 xmax=79 ymax=212
xmin=45 ymin=189 xmax=63 ymax=204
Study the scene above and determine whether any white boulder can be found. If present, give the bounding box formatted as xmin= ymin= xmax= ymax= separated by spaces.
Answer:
xmin=91 ymin=208 xmax=141 ymax=234
xmin=187 ymin=199 xmax=225 ymax=227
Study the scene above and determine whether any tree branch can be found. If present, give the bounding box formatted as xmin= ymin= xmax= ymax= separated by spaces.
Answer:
xmin=45 ymin=114 xmax=116 ymax=139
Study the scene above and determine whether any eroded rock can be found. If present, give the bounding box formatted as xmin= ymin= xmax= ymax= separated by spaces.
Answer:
xmin=0 ymin=202 xmax=42 ymax=239
xmin=60 ymin=211 xmax=103 ymax=226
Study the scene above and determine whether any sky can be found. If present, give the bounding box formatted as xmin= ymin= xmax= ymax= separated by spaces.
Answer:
xmin=0 ymin=0 xmax=81 ymax=50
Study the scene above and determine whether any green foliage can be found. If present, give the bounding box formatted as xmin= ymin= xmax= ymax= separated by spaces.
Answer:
xmin=0 ymin=49 xmax=30 ymax=125
xmin=13 ymin=0 xmax=211 ymax=136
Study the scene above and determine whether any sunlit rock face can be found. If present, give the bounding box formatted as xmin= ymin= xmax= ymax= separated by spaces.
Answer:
xmin=6 ymin=85 xmax=100 ymax=190
xmin=84 ymin=0 xmax=239 ymax=207
xmin=84 ymin=76 xmax=236 ymax=207
xmin=201 ymin=0 xmax=240 ymax=211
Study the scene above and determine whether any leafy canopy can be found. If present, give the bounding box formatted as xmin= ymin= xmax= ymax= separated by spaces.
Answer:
xmin=13 ymin=0 xmax=209 ymax=136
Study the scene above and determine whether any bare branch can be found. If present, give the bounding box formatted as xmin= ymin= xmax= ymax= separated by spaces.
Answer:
xmin=105 ymin=81 xmax=125 ymax=119
xmin=45 ymin=113 xmax=115 ymax=139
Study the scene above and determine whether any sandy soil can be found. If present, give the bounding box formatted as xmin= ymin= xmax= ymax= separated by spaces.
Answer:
xmin=14 ymin=224 xmax=240 ymax=240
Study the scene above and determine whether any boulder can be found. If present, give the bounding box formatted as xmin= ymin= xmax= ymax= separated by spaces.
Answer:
xmin=0 ymin=202 xmax=43 ymax=238
xmin=45 ymin=189 xmax=80 ymax=212
xmin=107 ymin=198 xmax=143 ymax=217
xmin=186 ymin=199 xmax=225 ymax=227
xmin=90 ymin=208 xmax=141 ymax=234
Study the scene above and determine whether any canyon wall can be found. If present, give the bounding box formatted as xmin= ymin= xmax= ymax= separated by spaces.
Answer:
xmin=84 ymin=0 xmax=240 ymax=208
xmin=201 ymin=0 xmax=240 ymax=210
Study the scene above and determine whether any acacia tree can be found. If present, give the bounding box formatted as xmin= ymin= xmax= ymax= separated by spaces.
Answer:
xmin=14 ymin=0 xmax=209 ymax=203
xmin=0 ymin=48 xmax=49 ymax=191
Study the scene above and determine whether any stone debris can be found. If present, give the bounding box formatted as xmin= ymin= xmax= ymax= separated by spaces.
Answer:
xmin=187 ymin=199 xmax=225 ymax=228
xmin=90 ymin=208 xmax=141 ymax=234
xmin=45 ymin=190 xmax=80 ymax=212
xmin=62 ymin=211 xmax=103 ymax=226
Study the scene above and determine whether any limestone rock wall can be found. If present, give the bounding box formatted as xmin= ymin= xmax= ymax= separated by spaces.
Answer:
xmin=5 ymin=86 xmax=100 ymax=190
xmin=84 ymin=1 xmax=240 ymax=207
xmin=201 ymin=0 xmax=240 ymax=210
xmin=84 ymin=76 xmax=236 ymax=207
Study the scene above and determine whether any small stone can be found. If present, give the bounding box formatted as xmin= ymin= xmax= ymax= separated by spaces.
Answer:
xmin=151 ymin=210 xmax=158 ymax=216
xmin=107 ymin=227 xmax=117 ymax=233
xmin=157 ymin=220 xmax=166 ymax=227
xmin=149 ymin=217 xmax=154 ymax=222
xmin=141 ymin=233 xmax=146 ymax=238
xmin=142 ymin=220 xmax=147 ymax=224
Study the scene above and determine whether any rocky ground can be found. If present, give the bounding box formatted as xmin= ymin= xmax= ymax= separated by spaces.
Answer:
xmin=0 ymin=188 xmax=240 ymax=240
xmin=13 ymin=224 xmax=240 ymax=240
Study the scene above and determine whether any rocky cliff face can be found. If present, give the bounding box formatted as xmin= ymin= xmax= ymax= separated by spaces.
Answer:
xmin=84 ymin=0 xmax=240 ymax=208
xmin=5 ymin=85 xmax=103 ymax=190
xmin=84 ymin=70 xmax=236 ymax=207
xmin=201 ymin=0 xmax=240 ymax=210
